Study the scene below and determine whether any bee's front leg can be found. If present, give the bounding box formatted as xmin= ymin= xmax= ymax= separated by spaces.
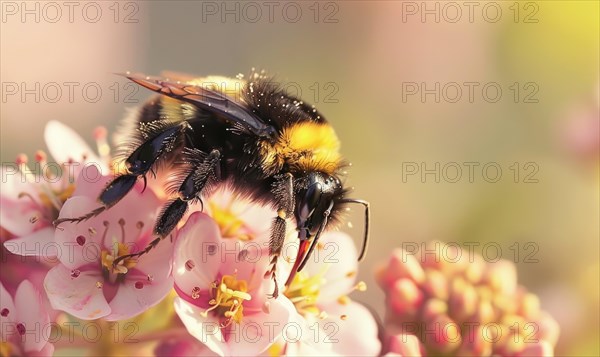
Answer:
xmin=54 ymin=121 xmax=187 ymax=227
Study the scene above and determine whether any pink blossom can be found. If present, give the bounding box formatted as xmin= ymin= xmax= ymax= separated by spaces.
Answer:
xmin=172 ymin=210 xmax=299 ymax=356
xmin=279 ymin=231 xmax=382 ymax=356
xmin=2 ymin=120 xmax=109 ymax=258
xmin=43 ymin=165 xmax=174 ymax=321
xmin=176 ymin=188 xmax=381 ymax=356
xmin=0 ymin=280 xmax=54 ymax=356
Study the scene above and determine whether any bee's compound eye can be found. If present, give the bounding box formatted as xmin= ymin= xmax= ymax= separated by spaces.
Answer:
xmin=306 ymin=182 xmax=322 ymax=207
xmin=299 ymin=182 xmax=321 ymax=219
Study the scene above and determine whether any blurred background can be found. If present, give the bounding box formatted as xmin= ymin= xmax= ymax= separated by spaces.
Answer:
xmin=1 ymin=1 xmax=598 ymax=355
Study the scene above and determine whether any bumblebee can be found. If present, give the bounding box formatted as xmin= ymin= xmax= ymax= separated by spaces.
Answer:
xmin=56 ymin=70 xmax=370 ymax=298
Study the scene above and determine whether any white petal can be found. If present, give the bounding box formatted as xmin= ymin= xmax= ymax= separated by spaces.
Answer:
xmin=226 ymin=297 xmax=299 ymax=357
xmin=44 ymin=264 xmax=110 ymax=320
xmin=174 ymin=297 xmax=227 ymax=357
xmin=316 ymin=301 xmax=381 ymax=356
xmin=174 ymin=296 xmax=299 ymax=357
xmin=298 ymin=231 xmax=359 ymax=304
xmin=53 ymin=196 xmax=102 ymax=269
xmin=173 ymin=212 xmax=223 ymax=294
xmin=4 ymin=227 xmax=57 ymax=258
xmin=44 ymin=120 xmax=105 ymax=171
xmin=105 ymin=277 xmax=174 ymax=321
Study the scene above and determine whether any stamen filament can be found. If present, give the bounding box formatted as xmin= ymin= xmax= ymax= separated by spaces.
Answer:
xmin=199 ymin=275 xmax=251 ymax=326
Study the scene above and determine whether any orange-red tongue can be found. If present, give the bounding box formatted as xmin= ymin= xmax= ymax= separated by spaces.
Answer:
xmin=285 ymin=239 xmax=311 ymax=287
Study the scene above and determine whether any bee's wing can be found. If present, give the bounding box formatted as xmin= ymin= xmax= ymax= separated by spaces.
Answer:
xmin=121 ymin=73 xmax=275 ymax=138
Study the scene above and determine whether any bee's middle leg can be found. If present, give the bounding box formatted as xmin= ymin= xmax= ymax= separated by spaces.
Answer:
xmin=265 ymin=173 xmax=294 ymax=299
xmin=113 ymin=149 xmax=221 ymax=266
xmin=155 ymin=149 xmax=221 ymax=236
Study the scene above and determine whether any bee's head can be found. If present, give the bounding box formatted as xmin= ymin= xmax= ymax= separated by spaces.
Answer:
xmin=285 ymin=171 xmax=370 ymax=288
xmin=294 ymin=172 xmax=344 ymax=242
xmin=284 ymin=172 xmax=351 ymax=287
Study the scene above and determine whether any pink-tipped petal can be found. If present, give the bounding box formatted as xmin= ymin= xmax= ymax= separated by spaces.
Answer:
xmin=0 ymin=167 xmax=44 ymax=236
xmin=132 ymin=231 xmax=175 ymax=280
xmin=105 ymin=276 xmax=174 ymax=321
xmin=173 ymin=212 xmax=225 ymax=296
xmin=44 ymin=120 xmax=106 ymax=172
xmin=3 ymin=227 xmax=57 ymax=258
xmin=53 ymin=196 xmax=103 ymax=269
xmin=0 ymin=196 xmax=38 ymax=236
xmin=44 ymin=264 xmax=110 ymax=320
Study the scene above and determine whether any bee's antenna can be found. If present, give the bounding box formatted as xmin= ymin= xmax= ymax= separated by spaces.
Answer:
xmin=337 ymin=199 xmax=370 ymax=261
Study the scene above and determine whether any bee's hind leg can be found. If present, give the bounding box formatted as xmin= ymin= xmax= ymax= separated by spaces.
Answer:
xmin=264 ymin=173 xmax=294 ymax=299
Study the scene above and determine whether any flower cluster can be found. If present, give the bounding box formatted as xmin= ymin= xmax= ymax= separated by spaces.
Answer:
xmin=1 ymin=121 xmax=559 ymax=356
xmin=1 ymin=121 xmax=380 ymax=356
xmin=376 ymin=241 xmax=560 ymax=356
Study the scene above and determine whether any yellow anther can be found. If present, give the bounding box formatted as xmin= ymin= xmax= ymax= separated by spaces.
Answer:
xmin=200 ymin=275 xmax=251 ymax=326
